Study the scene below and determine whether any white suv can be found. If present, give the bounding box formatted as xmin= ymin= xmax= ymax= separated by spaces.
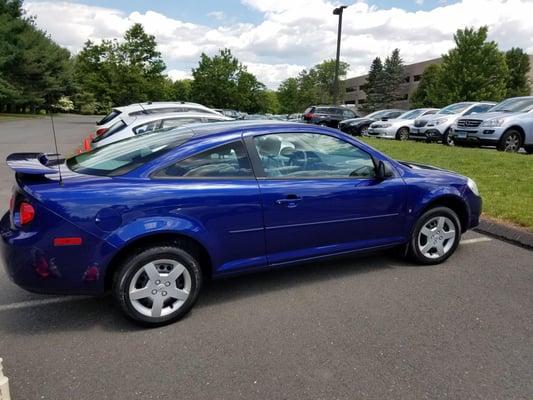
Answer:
xmin=410 ymin=102 xmax=495 ymax=145
xmin=451 ymin=96 xmax=533 ymax=153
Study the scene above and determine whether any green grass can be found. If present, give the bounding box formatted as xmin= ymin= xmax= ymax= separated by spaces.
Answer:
xmin=0 ymin=113 xmax=44 ymax=121
xmin=361 ymin=137 xmax=533 ymax=231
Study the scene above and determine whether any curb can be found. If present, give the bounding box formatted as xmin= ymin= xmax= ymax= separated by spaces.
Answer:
xmin=474 ymin=217 xmax=533 ymax=250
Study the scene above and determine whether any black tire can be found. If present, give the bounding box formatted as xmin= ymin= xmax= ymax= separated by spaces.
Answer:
xmin=497 ymin=129 xmax=523 ymax=152
xmin=442 ymin=128 xmax=454 ymax=146
xmin=409 ymin=207 xmax=461 ymax=265
xmin=395 ymin=127 xmax=409 ymax=141
xmin=359 ymin=125 xmax=369 ymax=136
xmin=113 ymin=245 xmax=203 ymax=326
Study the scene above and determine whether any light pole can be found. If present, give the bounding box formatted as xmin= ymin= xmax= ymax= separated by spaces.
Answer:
xmin=332 ymin=5 xmax=347 ymax=105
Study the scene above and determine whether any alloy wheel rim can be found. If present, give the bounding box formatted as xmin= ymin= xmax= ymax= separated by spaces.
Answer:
xmin=400 ymin=129 xmax=408 ymax=140
xmin=446 ymin=134 xmax=454 ymax=146
xmin=128 ymin=259 xmax=191 ymax=318
xmin=505 ymin=134 xmax=519 ymax=152
xmin=417 ymin=216 xmax=456 ymax=259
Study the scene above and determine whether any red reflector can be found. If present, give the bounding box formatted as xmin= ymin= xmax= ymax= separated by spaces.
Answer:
xmin=19 ymin=202 xmax=35 ymax=225
xmin=54 ymin=237 xmax=83 ymax=246
xmin=95 ymin=128 xmax=108 ymax=136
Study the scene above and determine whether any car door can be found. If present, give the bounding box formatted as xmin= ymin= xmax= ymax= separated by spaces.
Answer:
xmin=151 ymin=139 xmax=267 ymax=275
xmin=246 ymin=131 xmax=407 ymax=266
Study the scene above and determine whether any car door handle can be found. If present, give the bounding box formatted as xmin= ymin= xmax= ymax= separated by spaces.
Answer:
xmin=276 ymin=195 xmax=302 ymax=207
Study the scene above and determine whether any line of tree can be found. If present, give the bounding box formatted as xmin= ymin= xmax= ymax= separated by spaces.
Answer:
xmin=276 ymin=59 xmax=349 ymax=114
xmin=360 ymin=49 xmax=405 ymax=112
xmin=410 ymin=26 xmax=531 ymax=108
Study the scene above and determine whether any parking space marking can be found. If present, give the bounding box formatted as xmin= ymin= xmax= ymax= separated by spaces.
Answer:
xmin=461 ymin=237 xmax=492 ymax=245
xmin=0 ymin=296 xmax=86 ymax=312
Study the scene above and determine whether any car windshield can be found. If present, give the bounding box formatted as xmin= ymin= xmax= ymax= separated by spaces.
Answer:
xmin=437 ymin=103 xmax=472 ymax=115
xmin=489 ymin=98 xmax=533 ymax=113
xmin=67 ymin=127 xmax=194 ymax=176
xmin=365 ymin=110 xmax=393 ymax=119
xmin=398 ymin=109 xmax=424 ymax=119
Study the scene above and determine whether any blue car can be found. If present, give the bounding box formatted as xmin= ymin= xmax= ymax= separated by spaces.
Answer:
xmin=1 ymin=121 xmax=481 ymax=325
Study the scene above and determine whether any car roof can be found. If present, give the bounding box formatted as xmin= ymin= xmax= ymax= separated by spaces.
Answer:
xmin=113 ymin=102 xmax=216 ymax=113
xmin=123 ymin=112 xmax=232 ymax=125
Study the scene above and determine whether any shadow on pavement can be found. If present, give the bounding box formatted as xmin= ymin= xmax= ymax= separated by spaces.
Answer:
xmin=0 ymin=252 xmax=412 ymax=334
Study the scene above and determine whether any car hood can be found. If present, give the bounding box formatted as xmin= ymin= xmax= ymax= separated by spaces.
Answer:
xmin=456 ymin=111 xmax=520 ymax=121
xmin=398 ymin=160 xmax=465 ymax=181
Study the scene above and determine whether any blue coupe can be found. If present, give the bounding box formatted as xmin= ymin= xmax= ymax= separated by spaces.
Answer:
xmin=1 ymin=121 xmax=481 ymax=325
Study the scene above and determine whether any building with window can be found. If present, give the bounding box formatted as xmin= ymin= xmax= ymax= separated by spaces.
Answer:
xmin=343 ymin=55 xmax=533 ymax=110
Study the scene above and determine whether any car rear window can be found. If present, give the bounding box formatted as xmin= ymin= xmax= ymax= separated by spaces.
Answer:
xmin=67 ymin=127 xmax=195 ymax=176
xmin=97 ymin=109 xmax=121 ymax=126
xmin=304 ymin=107 xmax=316 ymax=114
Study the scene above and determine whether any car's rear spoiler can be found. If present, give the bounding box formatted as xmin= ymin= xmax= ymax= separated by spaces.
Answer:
xmin=6 ymin=153 xmax=63 ymax=175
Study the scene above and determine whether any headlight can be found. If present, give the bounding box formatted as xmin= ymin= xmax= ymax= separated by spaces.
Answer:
xmin=381 ymin=123 xmax=391 ymax=128
xmin=481 ymin=118 xmax=505 ymax=127
xmin=429 ymin=118 xmax=448 ymax=126
xmin=467 ymin=177 xmax=480 ymax=196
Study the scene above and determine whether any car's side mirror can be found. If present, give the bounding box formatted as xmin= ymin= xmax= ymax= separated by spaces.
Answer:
xmin=375 ymin=160 xmax=394 ymax=180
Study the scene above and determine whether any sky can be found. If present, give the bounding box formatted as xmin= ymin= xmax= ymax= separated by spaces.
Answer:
xmin=24 ymin=0 xmax=533 ymax=89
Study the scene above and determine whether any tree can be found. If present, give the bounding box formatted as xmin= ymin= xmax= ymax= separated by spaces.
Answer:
xmin=172 ymin=79 xmax=192 ymax=101
xmin=440 ymin=26 xmax=507 ymax=102
xmin=409 ymin=64 xmax=451 ymax=108
xmin=0 ymin=0 xmax=73 ymax=112
xmin=73 ymin=23 xmax=168 ymax=112
xmin=504 ymin=48 xmax=531 ymax=97
xmin=277 ymin=77 xmax=300 ymax=113
xmin=313 ymin=59 xmax=349 ymax=104
xmin=411 ymin=26 xmax=509 ymax=107
xmin=360 ymin=57 xmax=386 ymax=112
xmin=383 ymin=49 xmax=405 ymax=105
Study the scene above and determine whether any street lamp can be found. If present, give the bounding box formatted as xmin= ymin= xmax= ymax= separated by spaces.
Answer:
xmin=332 ymin=5 xmax=347 ymax=105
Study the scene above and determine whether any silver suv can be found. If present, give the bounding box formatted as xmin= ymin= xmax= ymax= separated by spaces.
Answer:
xmin=410 ymin=102 xmax=495 ymax=145
xmin=451 ymin=96 xmax=533 ymax=153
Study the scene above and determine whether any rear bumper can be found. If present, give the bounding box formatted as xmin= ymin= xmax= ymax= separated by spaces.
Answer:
xmin=1 ymin=211 xmax=114 ymax=296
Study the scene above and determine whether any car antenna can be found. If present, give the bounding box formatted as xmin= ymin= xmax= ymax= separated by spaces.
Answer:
xmin=48 ymin=106 xmax=63 ymax=185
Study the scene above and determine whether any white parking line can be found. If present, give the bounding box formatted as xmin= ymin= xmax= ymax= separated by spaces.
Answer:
xmin=461 ymin=237 xmax=492 ymax=245
xmin=0 ymin=296 xmax=86 ymax=312
xmin=0 ymin=237 xmax=493 ymax=312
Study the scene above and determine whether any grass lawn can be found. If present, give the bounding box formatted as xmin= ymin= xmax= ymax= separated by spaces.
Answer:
xmin=362 ymin=137 xmax=533 ymax=231
xmin=0 ymin=113 xmax=44 ymax=122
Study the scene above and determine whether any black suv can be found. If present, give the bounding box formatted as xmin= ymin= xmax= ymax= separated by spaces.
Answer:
xmin=303 ymin=106 xmax=358 ymax=128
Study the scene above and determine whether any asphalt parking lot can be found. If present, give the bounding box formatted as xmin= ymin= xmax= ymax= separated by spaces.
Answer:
xmin=0 ymin=115 xmax=532 ymax=400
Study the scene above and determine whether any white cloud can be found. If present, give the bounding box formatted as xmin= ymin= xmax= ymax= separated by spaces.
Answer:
xmin=24 ymin=0 xmax=533 ymax=89
xmin=166 ymin=69 xmax=192 ymax=81
xmin=207 ymin=11 xmax=226 ymax=20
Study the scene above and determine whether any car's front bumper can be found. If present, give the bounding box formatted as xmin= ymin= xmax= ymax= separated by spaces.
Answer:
xmin=450 ymin=126 xmax=504 ymax=146
xmin=367 ymin=127 xmax=396 ymax=139
xmin=409 ymin=125 xmax=446 ymax=141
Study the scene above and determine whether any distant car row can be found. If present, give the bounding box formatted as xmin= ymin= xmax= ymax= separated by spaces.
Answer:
xmin=304 ymin=97 xmax=533 ymax=153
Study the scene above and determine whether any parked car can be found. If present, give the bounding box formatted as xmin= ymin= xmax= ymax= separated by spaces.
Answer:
xmin=450 ymin=96 xmax=533 ymax=153
xmin=338 ymin=109 xmax=405 ymax=136
xmin=288 ymin=113 xmax=303 ymax=122
xmin=90 ymin=112 xmax=232 ymax=149
xmin=214 ymin=109 xmax=241 ymax=119
xmin=303 ymin=105 xmax=358 ymax=128
xmin=367 ymin=108 xmax=439 ymax=140
xmin=410 ymin=102 xmax=495 ymax=145
xmin=95 ymin=102 xmax=222 ymax=136
xmin=1 ymin=121 xmax=481 ymax=325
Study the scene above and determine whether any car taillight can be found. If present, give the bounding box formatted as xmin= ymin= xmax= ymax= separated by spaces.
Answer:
xmin=19 ymin=202 xmax=35 ymax=225
xmin=95 ymin=128 xmax=108 ymax=136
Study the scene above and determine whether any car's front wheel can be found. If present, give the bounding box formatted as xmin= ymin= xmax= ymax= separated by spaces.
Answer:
xmin=410 ymin=207 xmax=461 ymax=265
xmin=442 ymin=128 xmax=454 ymax=146
xmin=396 ymin=127 xmax=409 ymax=141
xmin=113 ymin=245 xmax=202 ymax=325
xmin=497 ymin=129 xmax=522 ymax=152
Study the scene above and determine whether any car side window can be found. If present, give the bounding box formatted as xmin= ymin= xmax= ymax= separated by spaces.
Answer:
xmin=134 ymin=120 xmax=163 ymax=135
xmin=160 ymin=118 xmax=201 ymax=129
xmin=253 ymin=133 xmax=375 ymax=179
xmin=343 ymin=109 xmax=354 ymax=118
xmin=153 ymin=140 xmax=254 ymax=178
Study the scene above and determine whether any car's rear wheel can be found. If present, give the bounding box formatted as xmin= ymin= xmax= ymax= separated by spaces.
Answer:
xmin=410 ymin=207 xmax=461 ymax=265
xmin=396 ymin=127 xmax=409 ymax=141
xmin=360 ymin=125 xmax=369 ymax=136
xmin=113 ymin=245 xmax=202 ymax=326
xmin=497 ymin=129 xmax=522 ymax=152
